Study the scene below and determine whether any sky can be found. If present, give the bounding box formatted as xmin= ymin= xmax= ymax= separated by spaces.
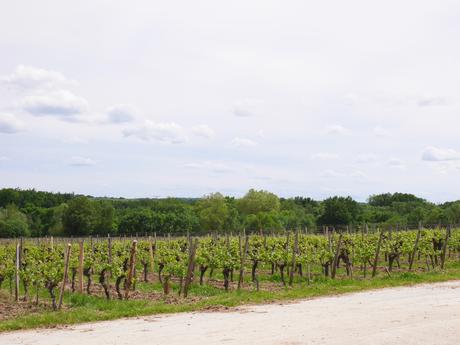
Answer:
xmin=1 ymin=0 xmax=460 ymax=202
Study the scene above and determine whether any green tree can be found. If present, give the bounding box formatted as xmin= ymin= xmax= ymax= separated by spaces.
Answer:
xmin=48 ymin=203 xmax=68 ymax=236
xmin=279 ymin=199 xmax=316 ymax=229
xmin=195 ymin=193 xmax=229 ymax=233
xmin=0 ymin=188 xmax=20 ymax=207
xmin=445 ymin=202 xmax=460 ymax=224
xmin=93 ymin=201 xmax=116 ymax=234
xmin=237 ymin=189 xmax=280 ymax=215
xmin=63 ymin=196 xmax=96 ymax=235
xmin=318 ymin=196 xmax=360 ymax=225
xmin=118 ymin=208 xmax=154 ymax=235
xmin=244 ymin=210 xmax=284 ymax=232
xmin=223 ymin=198 xmax=242 ymax=231
xmin=150 ymin=198 xmax=199 ymax=234
xmin=423 ymin=207 xmax=446 ymax=226
xmin=0 ymin=205 xmax=30 ymax=237
xmin=368 ymin=193 xmax=426 ymax=207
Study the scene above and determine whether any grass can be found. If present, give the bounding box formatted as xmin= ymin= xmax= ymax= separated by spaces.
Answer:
xmin=1 ymin=262 xmax=460 ymax=332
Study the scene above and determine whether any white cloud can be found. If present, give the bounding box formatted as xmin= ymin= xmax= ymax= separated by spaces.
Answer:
xmin=0 ymin=156 xmax=8 ymax=161
xmin=1 ymin=65 xmax=75 ymax=89
xmin=350 ymin=170 xmax=368 ymax=179
xmin=0 ymin=113 xmax=24 ymax=133
xmin=373 ymin=126 xmax=392 ymax=138
xmin=21 ymin=90 xmax=89 ymax=118
xmin=106 ymin=104 xmax=136 ymax=124
xmin=233 ymin=99 xmax=261 ymax=117
xmin=429 ymin=161 xmax=460 ymax=175
xmin=431 ymin=162 xmax=452 ymax=175
xmin=355 ymin=154 xmax=377 ymax=164
xmin=62 ymin=136 xmax=89 ymax=144
xmin=191 ymin=124 xmax=215 ymax=138
xmin=387 ymin=158 xmax=405 ymax=169
xmin=417 ymin=96 xmax=449 ymax=107
xmin=422 ymin=146 xmax=460 ymax=161
xmin=321 ymin=169 xmax=346 ymax=178
xmin=325 ymin=125 xmax=351 ymax=136
xmin=320 ymin=169 xmax=368 ymax=179
xmin=67 ymin=156 xmax=96 ymax=166
xmin=312 ymin=152 xmax=339 ymax=160
xmin=183 ymin=161 xmax=232 ymax=174
xmin=256 ymin=129 xmax=265 ymax=138
xmin=122 ymin=121 xmax=188 ymax=144
xmin=229 ymin=137 xmax=257 ymax=148
xmin=342 ymin=93 xmax=356 ymax=106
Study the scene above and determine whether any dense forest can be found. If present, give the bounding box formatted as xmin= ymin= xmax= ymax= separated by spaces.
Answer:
xmin=0 ymin=188 xmax=459 ymax=238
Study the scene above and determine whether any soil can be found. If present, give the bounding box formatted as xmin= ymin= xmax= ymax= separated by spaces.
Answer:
xmin=0 ymin=291 xmax=46 ymax=322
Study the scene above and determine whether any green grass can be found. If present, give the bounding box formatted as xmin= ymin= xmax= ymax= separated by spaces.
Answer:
xmin=2 ymin=262 xmax=460 ymax=332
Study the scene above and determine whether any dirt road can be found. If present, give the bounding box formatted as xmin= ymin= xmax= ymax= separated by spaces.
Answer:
xmin=1 ymin=281 xmax=459 ymax=345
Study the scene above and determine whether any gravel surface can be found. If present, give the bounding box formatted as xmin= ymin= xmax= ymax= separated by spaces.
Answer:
xmin=1 ymin=281 xmax=460 ymax=345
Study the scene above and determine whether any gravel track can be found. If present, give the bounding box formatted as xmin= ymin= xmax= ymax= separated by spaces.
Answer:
xmin=1 ymin=281 xmax=460 ymax=345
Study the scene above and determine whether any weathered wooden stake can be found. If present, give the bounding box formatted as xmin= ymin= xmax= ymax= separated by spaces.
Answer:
xmin=108 ymin=234 xmax=112 ymax=265
xmin=331 ymin=233 xmax=343 ymax=279
xmin=78 ymin=241 xmax=84 ymax=293
xmin=289 ymin=229 xmax=299 ymax=286
xmin=238 ymin=232 xmax=249 ymax=289
xmin=124 ymin=240 xmax=137 ymax=299
xmin=409 ymin=223 xmax=422 ymax=271
xmin=372 ymin=230 xmax=384 ymax=278
xmin=148 ymin=236 xmax=155 ymax=280
xmin=440 ymin=225 xmax=450 ymax=269
xmin=15 ymin=242 xmax=20 ymax=302
xmin=183 ymin=239 xmax=198 ymax=298
xmin=58 ymin=243 xmax=72 ymax=309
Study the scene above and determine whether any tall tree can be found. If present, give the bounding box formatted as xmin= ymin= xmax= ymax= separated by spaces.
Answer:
xmin=93 ymin=200 xmax=116 ymax=234
xmin=237 ymin=189 xmax=280 ymax=215
xmin=318 ymin=196 xmax=360 ymax=225
xmin=0 ymin=204 xmax=30 ymax=237
xmin=63 ymin=196 xmax=96 ymax=235
xmin=195 ymin=193 xmax=229 ymax=233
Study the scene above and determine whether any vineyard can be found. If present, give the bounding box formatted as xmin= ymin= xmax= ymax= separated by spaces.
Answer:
xmin=1 ymin=226 xmax=460 ymax=322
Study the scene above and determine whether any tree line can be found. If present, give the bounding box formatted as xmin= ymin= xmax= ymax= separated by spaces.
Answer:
xmin=0 ymin=188 xmax=459 ymax=237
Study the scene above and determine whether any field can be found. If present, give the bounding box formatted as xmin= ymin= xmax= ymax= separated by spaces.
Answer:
xmin=1 ymin=226 xmax=460 ymax=332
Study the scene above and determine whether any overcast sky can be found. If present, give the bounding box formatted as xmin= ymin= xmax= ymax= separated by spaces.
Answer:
xmin=1 ymin=0 xmax=460 ymax=202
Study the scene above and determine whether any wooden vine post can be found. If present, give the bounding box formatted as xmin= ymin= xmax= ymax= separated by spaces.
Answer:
xmin=440 ymin=225 xmax=451 ymax=269
xmin=281 ymin=231 xmax=290 ymax=286
xmin=15 ymin=242 xmax=20 ymax=302
xmin=183 ymin=238 xmax=198 ymax=298
xmin=124 ymin=240 xmax=137 ymax=300
xmin=409 ymin=223 xmax=422 ymax=271
xmin=148 ymin=236 xmax=155 ymax=279
xmin=326 ymin=227 xmax=334 ymax=274
xmin=78 ymin=240 xmax=84 ymax=293
xmin=238 ymin=232 xmax=249 ymax=289
xmin=19 ymin=237 xmax=23 ymax=264
xmin=372 ymin=230 xmax=384 ymax=278
xmin=107 ymin=234 xmax=112 ymax=283
xmin=108 ymin=234 xmax=112 ymax=265
xmin=289 ymin=229 xmax=299 ymax=286
xmin=58 ymin=243 xmax=72 ymax=309
xmin=331 ymin=232 xmax=343 ymax=279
